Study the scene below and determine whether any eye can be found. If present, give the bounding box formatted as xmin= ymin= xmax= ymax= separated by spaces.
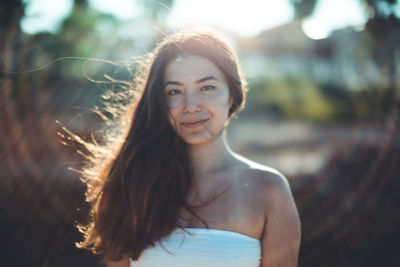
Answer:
xmin=201 ymin=85 xmax=216 ymax=92
xmin=167 ymin=89 xmax=182 ymax=96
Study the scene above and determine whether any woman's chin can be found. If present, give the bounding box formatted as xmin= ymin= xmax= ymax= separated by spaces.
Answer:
xmin=182 ymin=138 xmax=209 ymax=146
xmin=180 ymin=134 xmax=212 ymax=146
xmin=178 ymin=128 xmax=224 ymax=146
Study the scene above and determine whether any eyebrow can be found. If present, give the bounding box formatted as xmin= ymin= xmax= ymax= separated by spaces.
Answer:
xmin=164 ymin=75 xmax=219 ymax=87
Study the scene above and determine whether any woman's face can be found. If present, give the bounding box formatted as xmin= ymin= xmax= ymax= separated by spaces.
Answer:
xmin=164 ymin=55 xmax=232 ymax=145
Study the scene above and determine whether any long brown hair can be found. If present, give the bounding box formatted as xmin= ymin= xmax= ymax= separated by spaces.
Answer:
xmin=74 ymin=27 xmax=248 ymax=262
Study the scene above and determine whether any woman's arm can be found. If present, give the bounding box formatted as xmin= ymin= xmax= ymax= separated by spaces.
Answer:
xmin=260 ymin=173 xmax=301 ymax=267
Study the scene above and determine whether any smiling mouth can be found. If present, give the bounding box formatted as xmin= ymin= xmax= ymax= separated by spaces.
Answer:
xmin=181 ymin=119 xmax=208 ymax=128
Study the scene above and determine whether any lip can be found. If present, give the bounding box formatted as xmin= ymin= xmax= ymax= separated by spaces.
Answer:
xmin=181 ymin=119 xmax=208 ymax=128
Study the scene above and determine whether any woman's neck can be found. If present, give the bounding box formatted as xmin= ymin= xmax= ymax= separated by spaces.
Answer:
xmin=188 ymin=132 xmax=234 ymax=179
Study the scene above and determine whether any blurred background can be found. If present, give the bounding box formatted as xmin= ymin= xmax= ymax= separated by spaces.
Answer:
xmin=0 ymin=0 xmax=399 ymax=266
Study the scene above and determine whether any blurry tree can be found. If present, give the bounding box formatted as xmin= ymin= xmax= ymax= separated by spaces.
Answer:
xmin=32 ymin=0 xmax=121 ymax=112
xmin=0 ymin=0 xmax=24 ymax=71
xmin=246 ymin=77 xmax=334 ymax=121
xmin=291 ymin=0 xmax=399 ymax=20
xmin=0 ymin=0 xmax=103 ymax=265
xmin=288 ymin=0 xmax=400 ymax=120
xmin=31 ymin=0 xmax=177 ymax=111
xmin=290 ymin=0 xmax=318 ymax=19
xmin=364 ymin=0 xmax=399 ymax=17
xmin=363 ymin=0 xmax=400 ymax=118
xmin=284 ymin=1 xmax=400 ymax=266
xmin=74 ymin=0 xmax=88 ymax=8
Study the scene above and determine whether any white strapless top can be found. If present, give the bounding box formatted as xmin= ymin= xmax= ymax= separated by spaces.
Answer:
xmin=130 ymin=228 xmax=261 ymax=267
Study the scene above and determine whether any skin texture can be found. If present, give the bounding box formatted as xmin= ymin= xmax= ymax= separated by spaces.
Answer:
xmin=106 ymin=258 xmax=130 ymax=267
xmin=164 ymin=55 xmax=233 ymax=146
xmin=106 ymin=55 xmax=301 ymax=267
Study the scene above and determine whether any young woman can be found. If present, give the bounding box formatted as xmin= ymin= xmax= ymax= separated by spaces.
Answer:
xmin=76 ymin=27 xmax=301 ymax=267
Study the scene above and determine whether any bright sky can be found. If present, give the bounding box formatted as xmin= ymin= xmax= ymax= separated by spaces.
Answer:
xmin=21 ymin=0 xmax=370 ymax=39
xmin=166 ymin=0 xmax=293 ymax=37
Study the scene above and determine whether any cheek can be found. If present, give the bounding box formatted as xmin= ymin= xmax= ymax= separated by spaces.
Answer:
xmin=167 ymin=96 xmax=184 ymax=109
xmin=201 ymin=90 xmax=231 ymax=107
xmin=208 ymin=103 xmax=231 ymax=128
xmin=212 ymin=91 xmax=231 ymax=116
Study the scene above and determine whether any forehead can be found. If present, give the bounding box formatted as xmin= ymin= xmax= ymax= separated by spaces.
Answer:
xmin=164 ymin=55 xmax=226 ymax=83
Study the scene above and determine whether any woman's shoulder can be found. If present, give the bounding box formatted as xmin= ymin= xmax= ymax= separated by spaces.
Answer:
xmin=231 ymin=152 xmax=291 ymax=197
xmin=231 ymin=153 xmax=296 ymax=219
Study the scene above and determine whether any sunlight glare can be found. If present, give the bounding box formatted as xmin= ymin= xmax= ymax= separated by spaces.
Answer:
xmin=302 ymin=20 xmax=329 ymax=40
xmin=166 ymin=0 xmax=294 ymax=37
xmin=89 ymin=0 xmax=142 ymax=20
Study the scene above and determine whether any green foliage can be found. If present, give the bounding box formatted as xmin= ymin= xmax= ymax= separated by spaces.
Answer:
xmin=247 ymin=77 xmax=335 ymax=121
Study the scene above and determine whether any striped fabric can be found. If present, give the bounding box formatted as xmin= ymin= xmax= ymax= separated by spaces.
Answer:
xmin=130 ymin=228 xmax=261 ymax=267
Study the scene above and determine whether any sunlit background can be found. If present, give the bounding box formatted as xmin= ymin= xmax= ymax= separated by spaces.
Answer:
xmin=1 ymin=0 xmax=399 ymax=266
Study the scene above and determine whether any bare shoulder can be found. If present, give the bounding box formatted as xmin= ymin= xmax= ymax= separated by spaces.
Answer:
xmin=231 ymin=153 xmax=293 ymax=207
xmin=231 ymin=154 xmax=301 ymax=266
xmin=232 ymin=153 xmax=289 ymax=190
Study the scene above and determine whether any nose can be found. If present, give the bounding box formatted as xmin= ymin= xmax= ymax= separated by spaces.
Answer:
xmin=183 ymin=91 xmax=202 ymax=113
